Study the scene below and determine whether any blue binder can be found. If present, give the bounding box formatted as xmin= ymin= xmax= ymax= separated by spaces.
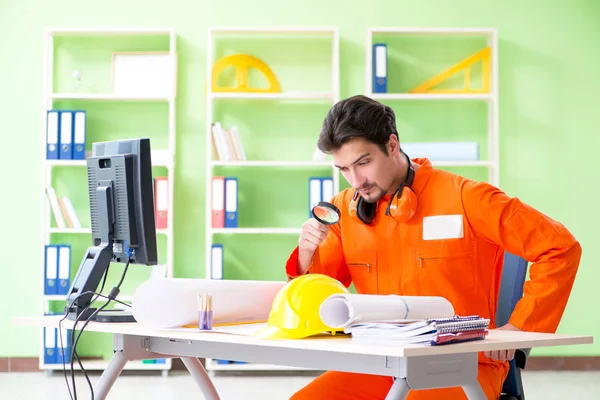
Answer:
xmin=44 ymin=245 xmax=58 ymax=295
xmin=57 ymin=244 xmax=71 ymax=296
xmin=59 ymin=110 xmax=73 ymax=160
xmin=373 ymin=43 xmax=387 ymax=93
xmin=43 ymin=326 xmax=57 ymax=364
xmin=72 ymin=110 xmax=86 ymax=160
xmin=224 ymin=177 xmax=238 ymax=228
xmin=46 ymin=110 xmax=60 ymax=160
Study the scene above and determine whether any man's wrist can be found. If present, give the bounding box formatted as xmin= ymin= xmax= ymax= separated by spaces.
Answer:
xmin=297 ymin=248 xmax=315 ymax=275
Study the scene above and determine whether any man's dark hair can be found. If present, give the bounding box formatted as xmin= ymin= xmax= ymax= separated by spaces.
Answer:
xmin=317 ymin=95 xmax=398 ymax=155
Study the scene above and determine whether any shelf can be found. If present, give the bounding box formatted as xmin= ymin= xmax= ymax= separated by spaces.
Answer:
xmin=211 ymin=228 xmax=301 ymax=235
xmin=50 ymin=93 xmax=173 ymax=102
xmin=48 ymin=228 xmax=169 ymax=236
xmin=40 ymin=359 xmax=170 ymax=371
xmin=211 ymin=160 xmax=333 ymax=168
xmin=209 ymin=92 xmax=334 ymax=101
xmin=370 ymin=93 xmax=493 ymax=101
xmin=41 ymin=25 xmax=176 ymax=377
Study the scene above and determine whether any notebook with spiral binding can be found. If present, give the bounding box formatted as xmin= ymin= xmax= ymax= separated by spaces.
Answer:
xmin=346 ymin=315 xmax=490 ymax=346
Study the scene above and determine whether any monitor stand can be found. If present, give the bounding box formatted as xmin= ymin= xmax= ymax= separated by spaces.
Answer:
xmin=64 ymin=183 xmax=135 ymax=323
xmin=92 ymin=310 xmax=136 ymax=323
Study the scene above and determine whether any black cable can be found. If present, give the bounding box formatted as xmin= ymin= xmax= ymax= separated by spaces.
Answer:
xmin=58 ymin=264 xmax=110 ymax=400
xmin=67 ymin=256 xmax=132 ymax=400
xmin=59 ymin=262 xmax=110 ymax=400
xmin=67 ymin=263 xmax=111 ymax=400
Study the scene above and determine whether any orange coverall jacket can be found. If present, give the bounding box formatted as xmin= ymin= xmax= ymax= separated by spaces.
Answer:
xmin=285 ymin=158 xmax=582 ymax=400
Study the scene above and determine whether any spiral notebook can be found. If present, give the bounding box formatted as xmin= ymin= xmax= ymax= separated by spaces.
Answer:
xmin=346 ymin=315 xmax=490 ymax=346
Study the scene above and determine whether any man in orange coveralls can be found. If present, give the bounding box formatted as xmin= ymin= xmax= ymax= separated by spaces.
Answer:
xmin=284 ymin=95 xmax=582 ymax=400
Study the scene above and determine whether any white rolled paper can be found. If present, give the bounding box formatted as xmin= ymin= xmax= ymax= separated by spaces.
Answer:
xmin=319 ymin=294 xmax=455 ymax=328
xmin=132 ymin=278 xmax=286 ymax=329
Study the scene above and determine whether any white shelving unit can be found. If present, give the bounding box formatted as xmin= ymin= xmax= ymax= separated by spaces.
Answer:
xmin=204 ymin=26 xmax=340 ymax=373
xmin=40 ymin=27 xmax=177 ymax=376
xmin=366 ymin=27 xmax=499 ymax=187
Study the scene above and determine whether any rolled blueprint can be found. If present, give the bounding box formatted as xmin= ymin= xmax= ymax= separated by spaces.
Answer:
xmin=132 ymin=278 xmax=286 ymax=329
xmin=319 ymin=294 xmax=455 ymax=329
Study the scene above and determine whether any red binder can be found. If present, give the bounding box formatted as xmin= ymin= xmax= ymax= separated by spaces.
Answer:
xmin=154 ymin=176 xmax=168 ymax=229
xmin=212 ymin=176 xmax=225 ymax=228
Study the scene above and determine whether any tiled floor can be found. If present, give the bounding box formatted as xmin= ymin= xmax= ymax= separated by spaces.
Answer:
xmin=1 ymin=370 xmax=599 ymax=399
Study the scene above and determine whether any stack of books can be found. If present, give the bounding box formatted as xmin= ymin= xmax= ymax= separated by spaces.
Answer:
xmin=345 ymin=315 xmax=490 ymax=346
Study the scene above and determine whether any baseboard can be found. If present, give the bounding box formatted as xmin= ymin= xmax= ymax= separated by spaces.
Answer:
xmin=2 ymin=356 xmax=599 ymax=373
xmin=0 ymin=357 xmax=39 ymax=372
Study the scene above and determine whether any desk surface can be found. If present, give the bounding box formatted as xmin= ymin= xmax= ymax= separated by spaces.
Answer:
xmin=14 ymin=315 xmax=593 ymax=358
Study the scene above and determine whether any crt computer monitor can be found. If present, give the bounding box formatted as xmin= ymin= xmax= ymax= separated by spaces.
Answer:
xmin=64 ymin=138 xmax=158 ymax=322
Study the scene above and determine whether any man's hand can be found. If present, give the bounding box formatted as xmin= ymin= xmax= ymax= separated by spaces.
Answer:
xmin=483 ymin=323 xmax=521 ymax=362
xmin=297 ymin=219 xmax=329 ymax=274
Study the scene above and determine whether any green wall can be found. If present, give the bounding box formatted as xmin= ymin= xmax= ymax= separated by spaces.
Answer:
xmin=1 ymin=0 xmax=598 ymax=359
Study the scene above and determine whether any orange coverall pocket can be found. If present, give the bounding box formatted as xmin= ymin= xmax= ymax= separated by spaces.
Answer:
xmin=414 ymin=239 xmax=477 ymax=297
xmin=346 ymin=259 xmax=376 ymax=294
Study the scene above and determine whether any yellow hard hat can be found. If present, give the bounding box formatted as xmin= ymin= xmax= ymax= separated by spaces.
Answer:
xmin=255 ymin=273 xmax=349 ymax=340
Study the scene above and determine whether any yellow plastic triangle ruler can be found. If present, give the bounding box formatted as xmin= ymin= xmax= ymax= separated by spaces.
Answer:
xmin=409 ymin=47 xmax=491 ymax=94
xmin=211 ymin=54 xmax=281 ymax=93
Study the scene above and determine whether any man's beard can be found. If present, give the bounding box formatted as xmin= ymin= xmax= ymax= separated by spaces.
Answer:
xmin=358 ymin=184 xmax=385 ymax=203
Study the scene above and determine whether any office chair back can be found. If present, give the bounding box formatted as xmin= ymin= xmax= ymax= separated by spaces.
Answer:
xmin=497 ymin=251 xmax=529 ymax=400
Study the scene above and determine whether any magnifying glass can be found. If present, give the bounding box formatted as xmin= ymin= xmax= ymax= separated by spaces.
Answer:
xmin=311 ymin=201 xmax=341 ymax=225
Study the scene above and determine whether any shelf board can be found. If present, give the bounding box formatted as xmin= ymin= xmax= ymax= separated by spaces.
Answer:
xmin=48 ymin=228 xmax=169 ymax=236
xmin=50 ymin=93 xmax=173 ymax=102
xmin=40 ymin=359 xmax=170 ymax=370
xmin=43 ymin=295 xmax=133 ymax=302
xmin=370 ymin=93 xmax=493 ymax=101
xmin=46 ymin=157 xmax=171 ymax=169
xmin=48 ymin=228 xmax=91 ymax=234
xmin=211 ymin=228 xmax=300 ymax=235
xmin=210 ymin=27 xmax=337 ymax=35
xmin=430 ymin=160 xmax=495 ymax=167
xmin=209 ymin=92 xmax=334 ymax=101
xmin=211 ymin=160 xmax=333 ymax=168
xmin=369 ymin=27 xmax=496 ymax=35
xmin=47 ymin=27 xmax=175 ymax=36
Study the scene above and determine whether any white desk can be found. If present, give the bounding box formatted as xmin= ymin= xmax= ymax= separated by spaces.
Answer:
xmin=14 ymin=316 xmax=593 ymax=400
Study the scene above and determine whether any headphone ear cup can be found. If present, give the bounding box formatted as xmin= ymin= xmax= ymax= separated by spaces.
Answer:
xmin=356 ymin=196 xmax=377 ymax=225
xmin=388 ymin=186 xmax=418 ymax=223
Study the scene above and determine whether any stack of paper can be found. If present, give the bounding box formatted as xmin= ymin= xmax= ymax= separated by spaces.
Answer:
xmin=345 ymin=315 xmax=490 ymax=346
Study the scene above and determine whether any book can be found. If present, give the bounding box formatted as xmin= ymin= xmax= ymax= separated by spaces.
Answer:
xmin=345 ymin=315 xmax=490 ymax=346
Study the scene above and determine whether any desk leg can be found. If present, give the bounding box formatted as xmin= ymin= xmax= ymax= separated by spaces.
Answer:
xmin=461 ymin=381 xmax=487 ymax=400
xmin=181 ymin=357 xmax=221 ymax=400
xmin=385 ymin=378 xmax=410 ymax=400
xmin=94 ymin=350 xmax=128 ymax=400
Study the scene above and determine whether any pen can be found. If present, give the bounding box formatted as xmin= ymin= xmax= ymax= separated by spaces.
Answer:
xmin=198 ymin=293 xmax=213 ymax=330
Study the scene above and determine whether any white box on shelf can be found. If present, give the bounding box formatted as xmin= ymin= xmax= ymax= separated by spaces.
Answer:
xmin=111 ymin=51 xmax=177 ymax=98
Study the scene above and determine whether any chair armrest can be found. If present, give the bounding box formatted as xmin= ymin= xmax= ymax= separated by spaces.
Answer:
xmin=515 ymin=348 xmax=531 ymax=369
